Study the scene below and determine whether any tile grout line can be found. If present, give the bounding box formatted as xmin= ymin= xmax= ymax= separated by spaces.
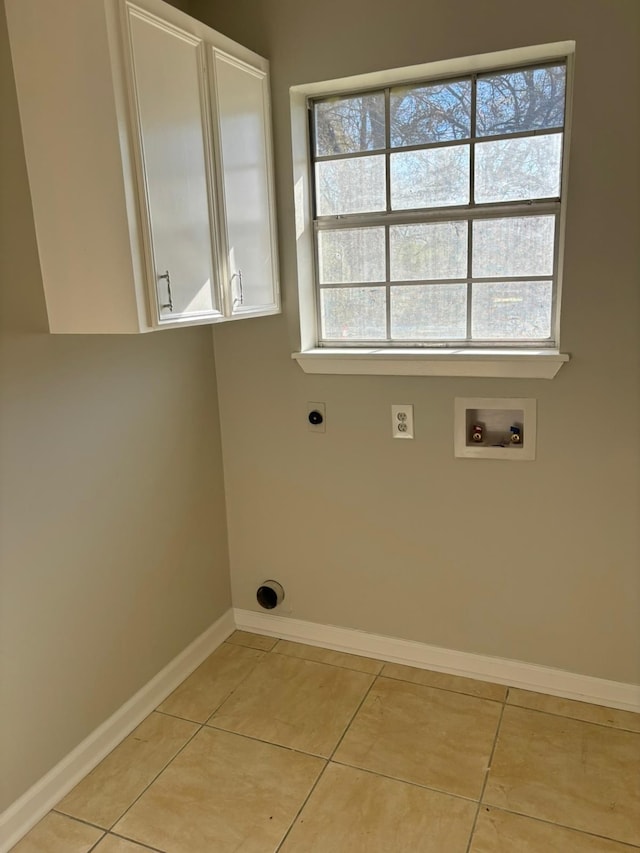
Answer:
xmin=266 ymin=641 xmax=385 ymax=677
xmin=327 ymin=673 xmax=379 ymax=761
xmin=463 ymin=692 xmax=507 ymax=853
xmin=379 ymin=674 xmax=505 ymax=703
xmin=102 ymin=719 xmax=206 ymax=835
xmin=86 ymin=830 xmax=107 ymax=853
xmin=204 ymin=721 xmax=335 ymax=760
xmin=273 ymin=762 xmax=330 ymax=853
xmin=505 ymin=701 xmax=640 ymax=735
xmin=50 ymin=811 xmax=108 ymax=833
xmin=272 ymin=652 xmax=383 ymax=676
xmin=157 ymin=641 xmax=272 ymax=727
xmin=193 ymin=643 xmax=269 ymax=721
xmin=475 ymin=804 xmax=640 ymax=850
xmin=273 ymin=671 xmax=380 ymax=852
xmin=203 ymin=646 xmax=275 ymax=724
xmin=106 ymin=648 xmax=273 ymax=843
xmin=107 ymin=831 xmax=169 ymax=852
xmin=153 ymin=708 xmax=205 ymax=725
xmin=224 ymin=640 xmax=278 ymax=654
xmin=328 ymin=759 xmax=480 ymax=804
xmin=84 ymin=827 xmax=167 ymax=853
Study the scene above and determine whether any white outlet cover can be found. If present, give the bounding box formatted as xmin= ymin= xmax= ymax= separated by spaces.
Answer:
xmin=391 ymin=404 xmax=414 ymax=439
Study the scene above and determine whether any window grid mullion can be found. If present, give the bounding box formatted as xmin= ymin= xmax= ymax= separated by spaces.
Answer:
xmin=550 ymin=211 xmax=561 ymax=343
xmin=385 ymin=226 xmax=391 ymax=340
xmin=466 ymin=222 xmax=473 ymax=342
xmin=466 ymin=75 xmax=477 ymax=340
xmin=315 ymin=199 xmax=560 ymax=230
xmin=470 ymin=73 xmax=477 ymax=204
xmin=384 ymin=89 xmax=391 ymax=340
xmin=318 ymin=275 xmax=553 ymax=289
xmin=313 ymin=126 xmax=563 ymax=164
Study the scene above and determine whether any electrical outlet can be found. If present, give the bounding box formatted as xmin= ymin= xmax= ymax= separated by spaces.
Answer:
xmin=307 ymin=401 xmax=326 ymax=432
xmin=391 ymin=404 xmax=414 ymax=439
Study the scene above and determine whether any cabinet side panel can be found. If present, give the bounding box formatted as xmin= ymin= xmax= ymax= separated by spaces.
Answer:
xmin=5 ymin=0 xmax=147 ymax=332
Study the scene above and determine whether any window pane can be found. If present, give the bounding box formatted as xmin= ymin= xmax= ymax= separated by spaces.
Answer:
xmin=391 ymin=145 xmax=470 ymax=209
xmin=476 ymin=64 xmax=566 ymax=136
xmin=475 ymin=134 xmax=562 ymax=203
xmin=315 ymin=156 xmax=385 ymax=215
xmin=320 ymin=287 xmax=387 ymax=339
xmin=473 ymin=216 xmax=555 ymax=278
xmin=472 ymin=281 xmax=552 ymax=339
xmin=318 ymin=227 xmax=385 ymax=283
xmin=391 ymin=284 xmax=467 ymax=339
xmin=390 ymin=222 xmax=468 ymax=281
xmin=390 ymin=80 xmax=471 ymax=146
xmin=314 ymin=93 xmax=385 ymax=156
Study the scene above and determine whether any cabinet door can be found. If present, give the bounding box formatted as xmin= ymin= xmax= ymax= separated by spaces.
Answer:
xmin=125 ymin=6 xmax=220 ymax=323
xmin=211 ymin=50 xmax=279 ymax=317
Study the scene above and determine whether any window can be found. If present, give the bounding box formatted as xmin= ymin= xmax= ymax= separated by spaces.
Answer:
xmin=308 ymin=59 xmax=570 ymax=351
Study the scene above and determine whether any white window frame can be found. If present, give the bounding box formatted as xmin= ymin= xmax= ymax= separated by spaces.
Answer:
xmin=291 ymin=42 xmax=574 ymax=378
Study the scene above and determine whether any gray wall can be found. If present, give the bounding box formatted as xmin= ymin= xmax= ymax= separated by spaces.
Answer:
xmin=0 ymin=0 xmax=231 ymax=810
xmin=195 ymin=0 xmax=640 ymax=685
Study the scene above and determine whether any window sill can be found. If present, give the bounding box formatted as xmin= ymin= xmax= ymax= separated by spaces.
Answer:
xmin=292 ymin=348 xmax=570 ymax=379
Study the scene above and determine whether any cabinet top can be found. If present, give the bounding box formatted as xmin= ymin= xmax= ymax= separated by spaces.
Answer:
xmin=120 ymin=0 xmax=269 ymax=71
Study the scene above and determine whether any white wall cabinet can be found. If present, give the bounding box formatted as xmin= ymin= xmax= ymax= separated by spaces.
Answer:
xmin=5 ymin=0 xmax=280 ymax=333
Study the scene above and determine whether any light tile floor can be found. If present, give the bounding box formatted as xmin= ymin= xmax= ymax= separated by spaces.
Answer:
xmin=12 ymin=631 xmax=640 ymax=852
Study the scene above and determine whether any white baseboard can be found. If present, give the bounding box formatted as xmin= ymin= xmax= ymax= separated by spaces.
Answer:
xmin=234 ymin=609 xmax=640 ymax=713
xmin=0 ymin=608 xmax=235 ymax=853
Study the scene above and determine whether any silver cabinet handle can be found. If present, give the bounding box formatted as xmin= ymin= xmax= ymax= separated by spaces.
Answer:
xmin=232 ymin=269 xmax=243 ymax=307
xmin=158 ymin=270 xmax=173 ymax=312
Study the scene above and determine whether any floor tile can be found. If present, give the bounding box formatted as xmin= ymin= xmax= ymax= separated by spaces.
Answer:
xmin=381 ymin=662 xmax=507 ymax=702
xmin=10 ymin=812 xmax=103 ymax=853
xmin=507 ymin=688 xmax=640 ymax=732
xmin=226 ymin=630 xmax=277 ymax=651
xmin=157 ymin=642 xmax=264 ymax=723
xmin=93 ymin=836 xmax=154 ymax=853
xmin=470 ymin=807 xmax=638 ymax=853
xmin=56 ymin=712 xmax=198 ymax=829
xmin=113 ymin=727 xmax=324 ymax=853
xmin=273 ymin=639 xmax=383 ymax=674
xmin=484 ymin=705 xmax=640 ymax=846
xmin=280 ymin=763 xmax=477 ymax=852
xmin=209 ymin=653 xmax=374 ymax=756
xmin=334 ymin=676 xmax=502 ymax=799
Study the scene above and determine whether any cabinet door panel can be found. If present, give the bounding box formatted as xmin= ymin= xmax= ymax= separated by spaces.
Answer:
xmin=212 ymin=51 xmax=278 ymax=315
xmin=127 ymin=8 xmax=219 ymax=321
